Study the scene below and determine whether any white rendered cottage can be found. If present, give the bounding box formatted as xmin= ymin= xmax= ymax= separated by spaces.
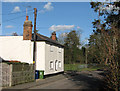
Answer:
xmin=0 ymin=16 xmax=64 ymax=75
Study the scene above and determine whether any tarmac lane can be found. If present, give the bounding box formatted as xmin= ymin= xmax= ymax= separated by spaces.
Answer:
xmin=28 ymin=71 xmax=104 ymax=90
xmin=29 ymin=78 xmax=82 ymax=89
xmin=2 ymin=71 xmax=104 ymax=90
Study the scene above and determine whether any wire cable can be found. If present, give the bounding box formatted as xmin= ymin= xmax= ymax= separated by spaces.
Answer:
xmin=0 ymin=9 xmax=33 ymax=15
xmin=2 ymin=12 xmax=33 ymax=23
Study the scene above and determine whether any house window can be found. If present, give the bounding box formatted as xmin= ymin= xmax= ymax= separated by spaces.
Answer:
xmin=59 ymin=47 xmax=62 ymax=53
xmin=50 ymin=61 xmax=54 ymax=69
xmin=58 ymin=61 xmax=61 ymax=68
xmin=50 ymin=45 xmax=53 ymax=52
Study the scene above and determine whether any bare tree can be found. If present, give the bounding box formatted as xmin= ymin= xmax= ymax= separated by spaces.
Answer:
xmin=12 ymin=32 xmax=18 ymax=36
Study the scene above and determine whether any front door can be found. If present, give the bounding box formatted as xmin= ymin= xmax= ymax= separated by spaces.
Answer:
xmin=55 ymin=60 xmax=58 ymax=71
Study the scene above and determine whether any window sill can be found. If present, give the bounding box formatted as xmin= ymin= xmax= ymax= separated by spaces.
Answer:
xmin=50 ymin=68 xmax=53 ymax=70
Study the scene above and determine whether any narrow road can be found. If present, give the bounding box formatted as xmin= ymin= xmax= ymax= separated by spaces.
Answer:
xmin=2 ymin=71 xmax=104 ymax=90
xmin=29 ymin=71 xmax=104 ymax=89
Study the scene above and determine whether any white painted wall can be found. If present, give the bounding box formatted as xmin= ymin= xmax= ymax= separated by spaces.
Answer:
xmin=36 ymin=42 xmax=45 ymax=71
xmin=0 ymin=36 xmax=64 ymax=75
xmin=0 ymin=36 xmax=33 ymax=64
xmin=44 ymin=43 xmax=64 ymax=75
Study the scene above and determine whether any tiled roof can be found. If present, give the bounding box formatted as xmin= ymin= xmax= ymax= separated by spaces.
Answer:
xmin=31 ymin=33 xmax=64 ymax=47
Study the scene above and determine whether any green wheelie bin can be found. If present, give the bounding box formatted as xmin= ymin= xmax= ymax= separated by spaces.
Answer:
xmin=39 ymin=70 xmax=44 ymax=79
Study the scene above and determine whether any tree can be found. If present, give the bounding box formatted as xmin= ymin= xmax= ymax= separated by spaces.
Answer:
xmin=88 ymin=33 xmax=102 ymax=64
xmin=64 ymin=30 xmax=81 ymax=64
xmin=90 ymin=1 xmax=120 ymax=90
xmin=57 ymin=33 xmax=68 ymax=45
xmin=12 ymin=32 xmax=18 ymax=36
xmin=36 ymin=30 xmax=39 ymax=33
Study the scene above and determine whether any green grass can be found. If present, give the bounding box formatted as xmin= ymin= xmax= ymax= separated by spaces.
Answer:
xmin=64 ymin=64 xmax=104 ymax=72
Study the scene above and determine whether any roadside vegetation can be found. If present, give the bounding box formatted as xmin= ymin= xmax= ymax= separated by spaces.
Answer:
xmin=58 ymin=1 xmax=120 ymax=90
xmin=64 ymin=64 xmax=105 ymax=72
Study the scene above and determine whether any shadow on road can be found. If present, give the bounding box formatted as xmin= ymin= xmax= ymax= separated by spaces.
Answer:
xmin=64 ymin=70 xmax=105 ymax=90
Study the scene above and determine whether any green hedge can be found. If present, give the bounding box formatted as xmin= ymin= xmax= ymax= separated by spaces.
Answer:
xmin=64 ymin=63 xmax=105 ymax=71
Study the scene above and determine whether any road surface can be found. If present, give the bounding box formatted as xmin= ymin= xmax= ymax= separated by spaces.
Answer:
xmin=2 ymin=71 xmax=105 ymax=90
xmin=29 ymin=71 xmax=104 ymax=89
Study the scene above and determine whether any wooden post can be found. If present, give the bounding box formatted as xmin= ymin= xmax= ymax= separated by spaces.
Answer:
xmin=0 ymin=63 xmax=2 ymax=87
xmin=85 ymin=48 xmax=88 ymax=68
xmin=9 ymin=64 xmax=12 ymax=87
xmin=33 ymin=8 xmax=37 ymax=81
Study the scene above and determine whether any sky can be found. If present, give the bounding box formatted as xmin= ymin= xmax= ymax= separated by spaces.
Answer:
xmin=1 ymin=2 xmax=99 ymax=44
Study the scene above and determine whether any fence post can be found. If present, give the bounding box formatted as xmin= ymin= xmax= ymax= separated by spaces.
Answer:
xmin=9 ymin=64 xmax=12 ymax=87
xmin=0 ymin=63 xmax=2 ymax=88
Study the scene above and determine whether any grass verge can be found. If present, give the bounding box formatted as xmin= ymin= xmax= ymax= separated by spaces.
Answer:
xmin=64 ymin=63 xmax=104 ymax=72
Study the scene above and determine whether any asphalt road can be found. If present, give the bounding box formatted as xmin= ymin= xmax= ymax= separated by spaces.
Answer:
xmin=2 ymin=71 xmax=105 ymax=91
xmin=28 ymin=71 xmax=104 ymax=90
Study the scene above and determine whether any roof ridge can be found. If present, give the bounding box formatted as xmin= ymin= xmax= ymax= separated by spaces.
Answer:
xmin=32 ymin=33 xmax=64 ymax=47
xmin=36 ymin=33 xmax=51 ymax=40
xmin=36 ymin=33 xmax=47 ymax=40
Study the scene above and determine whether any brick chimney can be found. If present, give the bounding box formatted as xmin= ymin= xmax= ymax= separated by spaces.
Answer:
xmin=23 ymin=16 xmax=33 ymax=40
xmin=51 ymin=31 xmax=56 ymax=41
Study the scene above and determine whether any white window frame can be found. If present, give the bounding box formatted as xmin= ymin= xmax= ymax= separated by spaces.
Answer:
xmin=50 ymin=45 xmax=53 ymax=52
xmin=58 ymin=61 xmax=61 ymax=68
xmin=59 ymin=47 xmax=62 ymax=53
xmin=50 ymin=61 xmax=54 ymax=70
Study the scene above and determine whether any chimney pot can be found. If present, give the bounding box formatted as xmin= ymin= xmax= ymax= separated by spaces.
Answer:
xmin=51 ymin=31 xmax=56 ymax=41
xmin=26 ymin=16 xmax=29 ymax=21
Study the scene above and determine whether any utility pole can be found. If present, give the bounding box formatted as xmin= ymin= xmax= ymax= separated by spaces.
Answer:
xmin=85 ymin=48 xmax=87 ymax=68
xmin=33 ymin=8 xmax=37 ymax=81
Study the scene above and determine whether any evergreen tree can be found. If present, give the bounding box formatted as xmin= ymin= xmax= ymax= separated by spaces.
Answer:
xmin=64 ymin=30 xmax=81 ymax=64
